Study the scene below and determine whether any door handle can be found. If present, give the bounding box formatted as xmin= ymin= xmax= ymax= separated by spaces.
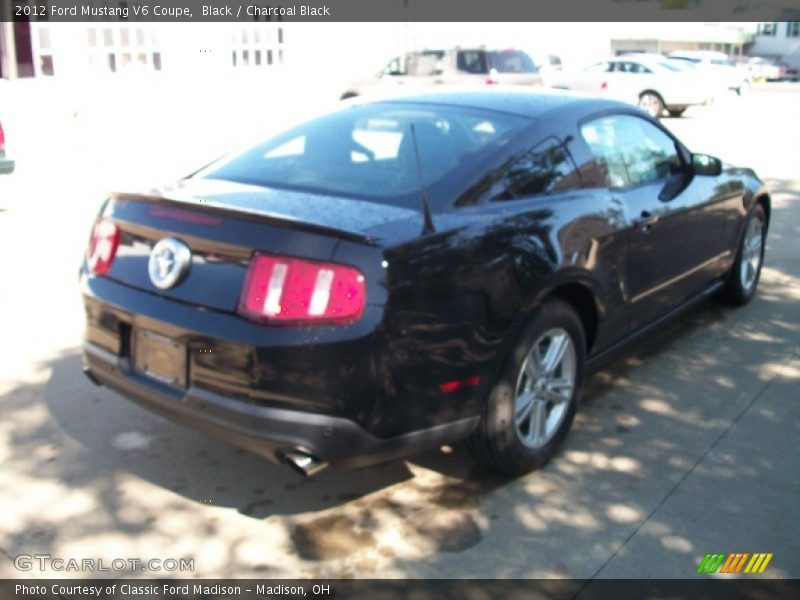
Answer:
xmin=633 ymin=211 xmax=659 ymax=230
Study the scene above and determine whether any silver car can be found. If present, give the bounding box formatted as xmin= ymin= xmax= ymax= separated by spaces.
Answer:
xmin=340 ymin=48 xmax=543 ymax=99
xmin=667 ymin=50 xmax=752 ymax=95
xmin=551 ymin=54 xmax=710 ymax=118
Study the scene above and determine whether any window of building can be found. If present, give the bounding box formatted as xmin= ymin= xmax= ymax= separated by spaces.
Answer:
xmin=88 ymin=25 xmax=162 ymax=74
xmin=760 ymin=23 xmax=778 ymax=36
xmin=231 ymin=24 xmax=284 ymax=68
xmin=787 ymin=22 xmax=800 ymax=38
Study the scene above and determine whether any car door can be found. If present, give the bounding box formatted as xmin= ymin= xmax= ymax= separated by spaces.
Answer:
xmin=405 ymin=50 xmax=447 ymax=89
xmin=605 ymin=61 xmax=654 ymax=105
xmin=580 ymin=113 xmax=726 ymax=332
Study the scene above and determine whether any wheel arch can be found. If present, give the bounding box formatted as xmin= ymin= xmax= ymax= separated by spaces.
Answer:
xmin=639 ymin=88 xmax=666 ymax=103
xmin=755 ymin=192 xmax=771 ymax=231
xmin=543 ymin=281 xmax=600 ymax=354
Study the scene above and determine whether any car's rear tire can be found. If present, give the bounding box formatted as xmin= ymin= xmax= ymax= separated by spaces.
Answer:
xmin=736 ymin=80 xmax=750 ymax=96
xmin=667 ymin=108 xmax=687 ymax=118
xmin=638 ymin=91 xmax=665 ymax=118
xmin=467 ymin=299 xmax=586 ymax=476
xmin=717 ymin=204 xmax=766 ymax=306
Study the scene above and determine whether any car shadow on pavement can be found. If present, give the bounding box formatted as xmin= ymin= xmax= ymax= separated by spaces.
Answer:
xmin=18 ymin=297 xmax=729 ymax=521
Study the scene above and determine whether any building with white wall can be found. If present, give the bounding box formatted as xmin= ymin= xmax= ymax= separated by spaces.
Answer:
xmin=749 ymin=21 xmax=800 ymax=68
xmin=0 ymin=6 xmax=290 ymax=80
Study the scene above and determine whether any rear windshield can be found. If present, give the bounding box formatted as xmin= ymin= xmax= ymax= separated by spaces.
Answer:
xmin=199 ymin=103 xmax=529 ymax=207
xmin=488 ymin=51 xmax=539 ymax=73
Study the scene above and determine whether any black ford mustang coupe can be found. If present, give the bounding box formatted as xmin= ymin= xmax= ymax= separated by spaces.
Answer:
xmin=81 ymin=90 xmax=769 ymax=476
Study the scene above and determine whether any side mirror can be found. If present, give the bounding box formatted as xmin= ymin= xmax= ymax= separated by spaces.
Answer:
xmin=692 ymin=153 xmax=722 ymax=176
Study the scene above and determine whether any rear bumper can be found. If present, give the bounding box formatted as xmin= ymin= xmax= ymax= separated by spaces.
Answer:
xmin=0 ymin=157 xmax=14 ymax=175
xmin=83 ymin=342 xmax=479 ymax=469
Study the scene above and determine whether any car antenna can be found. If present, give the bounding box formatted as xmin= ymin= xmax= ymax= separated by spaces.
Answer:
xmin=409 ymin=123 xmax=436 ymax=235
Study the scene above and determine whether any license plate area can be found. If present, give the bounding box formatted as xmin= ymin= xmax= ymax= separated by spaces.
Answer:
xmin=132 ymin=328 xmax=187 ymax=388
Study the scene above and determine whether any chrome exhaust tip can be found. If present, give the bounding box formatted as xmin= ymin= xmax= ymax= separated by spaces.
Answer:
xmin=281 ymin=451 xmax=328 ymax=477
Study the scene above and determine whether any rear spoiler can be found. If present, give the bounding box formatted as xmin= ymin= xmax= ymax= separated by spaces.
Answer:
xmin=107 ymin=191 xmax=381 ymax=246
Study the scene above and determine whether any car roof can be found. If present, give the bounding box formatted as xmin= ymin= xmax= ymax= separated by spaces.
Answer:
xmin=411 ymin=48 xmax=530 ymax=54
xmin=360 ymin=87 xmax=627 ymax=120
xmin=610 ymin=54 xmax=671 ymax=64
xmin=668 ymin=50 xmax=727 ymax=59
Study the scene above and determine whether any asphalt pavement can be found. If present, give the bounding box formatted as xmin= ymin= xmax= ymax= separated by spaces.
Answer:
xmin=0 ymin=80 xmax=798 ymax=579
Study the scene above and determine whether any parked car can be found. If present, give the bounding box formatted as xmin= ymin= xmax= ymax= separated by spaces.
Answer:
xmin=741 ymin=56 xmax=799 ymax=81
xmin=667 ymin=50 xmax=751 ymax=95
xmin=551 ymin=54 xmax=709 ymax=117
xmin=340 ymin=48 xmax=543 ymax=99
xmin=525 ymin=50 xmax=564 ymax=87
xmin=0 ymin=119 xmax=14 ymax=175
xmin=741 ymin=56 xmax=784 ymax=81
xmin=81 ymin=89 xmax=770 ymax=476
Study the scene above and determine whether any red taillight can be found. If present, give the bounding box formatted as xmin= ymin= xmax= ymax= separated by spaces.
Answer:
xmin=600 ymin=81 xmax=608 ymax=91
xmin=485 ymin=77 xmax=499 ymax=85
xmin=86 ymin=218 xmax=120 ymax=276
xmin=0 ymin=122 xmax=5 ymax=152
xmin=239 ymin=253 xmax=366 ymax=325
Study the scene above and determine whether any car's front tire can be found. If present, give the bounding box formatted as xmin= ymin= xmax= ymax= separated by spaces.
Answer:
xmin=718 ymin=203 xmax=766 ymax=306
xmin=638 ymin=91 xmax=665 ymax=118
xmin=468 ymin=299 xmax=586 ymax=476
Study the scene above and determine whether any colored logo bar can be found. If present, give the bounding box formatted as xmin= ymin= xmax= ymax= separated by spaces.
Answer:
xmin=697 ymin=553 xmax=773 ymax=574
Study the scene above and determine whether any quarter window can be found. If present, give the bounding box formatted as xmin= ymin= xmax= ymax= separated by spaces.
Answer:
xmin=580 ymin=115 xmax=683 ymax=189
xmin=488 ymin=138 xmax=581 ymax=201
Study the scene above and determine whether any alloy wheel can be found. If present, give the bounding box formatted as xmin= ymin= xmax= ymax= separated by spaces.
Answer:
xmin=739 ymin=216 xmax=763 ymax=292
xmin=513 ymin=328 xmax=576 ymax=449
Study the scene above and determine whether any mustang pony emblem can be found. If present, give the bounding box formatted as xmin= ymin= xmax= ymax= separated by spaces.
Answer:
xmin=148 ymin=238 xmax=191 ymax=289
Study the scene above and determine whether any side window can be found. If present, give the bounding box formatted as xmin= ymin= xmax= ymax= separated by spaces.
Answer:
xmin=407 ymin=51 xmax=444 ymax=76
xmin=383 ymin=55 xmax=406 ymax=76
xmin=489 ymin=137 xmax=581 ymax=202
xmin=580 ymin=115 xmax=683 ymax=189
xmin=457 ymin=50 xmax=488 ymax=74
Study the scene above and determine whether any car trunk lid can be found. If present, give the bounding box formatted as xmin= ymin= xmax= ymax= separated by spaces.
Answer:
xmin=97 ymin=178 xmax=415 ymax=313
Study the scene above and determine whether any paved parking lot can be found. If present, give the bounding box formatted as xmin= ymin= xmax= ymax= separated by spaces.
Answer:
xmin=0 ymin=81 xmax=798 ymax=579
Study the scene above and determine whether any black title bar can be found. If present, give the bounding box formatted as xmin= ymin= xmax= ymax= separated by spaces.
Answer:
xmin=3 ymin=0 xmax=800 ymax=22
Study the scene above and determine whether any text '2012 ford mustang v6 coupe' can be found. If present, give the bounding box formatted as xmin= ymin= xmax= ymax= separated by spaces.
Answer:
xmin=81 ymin=90 xmax=769 ymax=476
